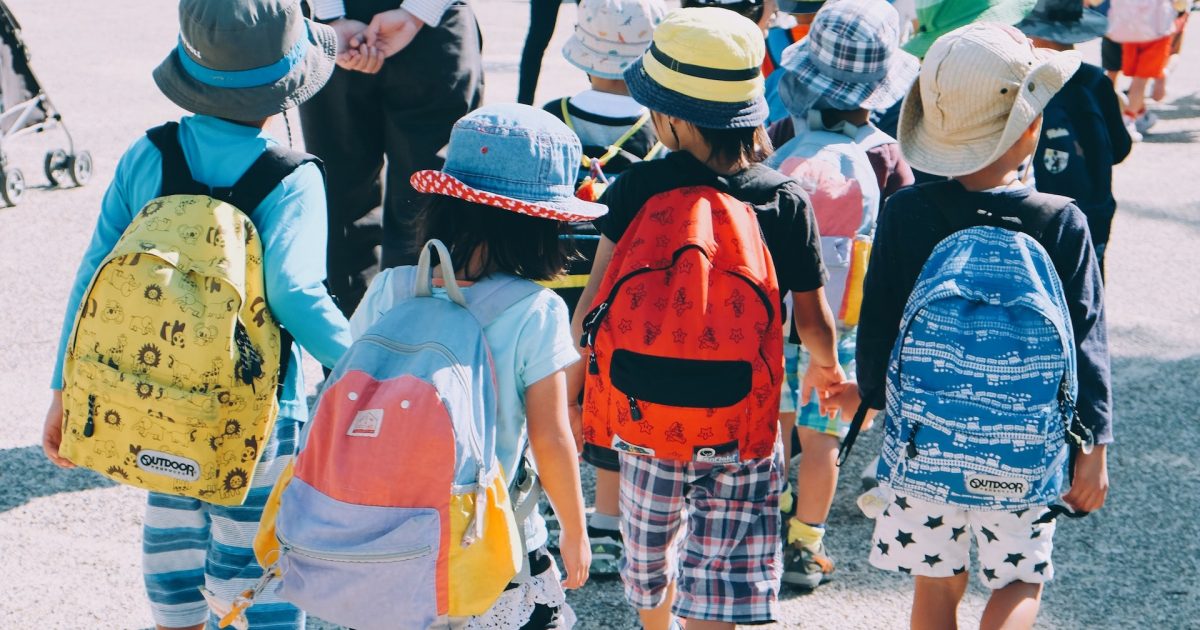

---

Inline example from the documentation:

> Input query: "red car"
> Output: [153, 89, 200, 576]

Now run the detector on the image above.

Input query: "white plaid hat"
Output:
[899, 22, 1080, 176]
[778, 0, 919, 115]
[562, 0, 667, 80]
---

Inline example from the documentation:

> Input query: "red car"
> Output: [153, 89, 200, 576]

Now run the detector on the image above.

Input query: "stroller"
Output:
[0, 1, 90, 207]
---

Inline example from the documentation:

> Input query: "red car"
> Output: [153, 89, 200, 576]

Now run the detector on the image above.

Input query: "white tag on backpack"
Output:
[965, 474, 1028, 498]
[347, 409, 384, 438]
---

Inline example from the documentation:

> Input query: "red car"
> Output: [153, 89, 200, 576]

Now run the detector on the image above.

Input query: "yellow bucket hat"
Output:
[624, 7, 767, 128]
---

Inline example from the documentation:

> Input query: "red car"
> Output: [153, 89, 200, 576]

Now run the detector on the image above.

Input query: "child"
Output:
[545, 0, 666, 577]
[762, 0, 826, 124]
[570, 9, 846, 629]
[764, 0, 919, 590]
[855, 23, 1111, 629]
[1018, 0, 1133, 275]
[350, 103, 596, 628]
[1106, 0, 1182, 137]
[40, 1, 352, 628]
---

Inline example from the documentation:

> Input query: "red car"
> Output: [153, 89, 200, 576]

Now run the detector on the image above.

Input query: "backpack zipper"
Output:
[278, 532, 432, 564]
[627, 396, 643, 421]
[905, 423, 921, 460]
[83, 394, 96, 438]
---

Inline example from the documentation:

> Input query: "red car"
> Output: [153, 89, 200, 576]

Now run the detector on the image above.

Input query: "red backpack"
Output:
[581, 186, 783, 463]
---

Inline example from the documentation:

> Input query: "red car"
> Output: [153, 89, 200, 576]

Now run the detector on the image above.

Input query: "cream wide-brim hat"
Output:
[899, 22, 1080, 177]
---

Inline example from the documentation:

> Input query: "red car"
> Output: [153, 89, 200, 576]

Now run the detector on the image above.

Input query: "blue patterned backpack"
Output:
[842, 186, 1094, 511]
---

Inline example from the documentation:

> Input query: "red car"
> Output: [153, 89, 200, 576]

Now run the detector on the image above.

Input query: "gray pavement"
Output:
[0, 1, 1196, 628]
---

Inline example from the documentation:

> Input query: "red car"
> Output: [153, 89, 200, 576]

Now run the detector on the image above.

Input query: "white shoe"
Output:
[1124, 115, 1143, 142]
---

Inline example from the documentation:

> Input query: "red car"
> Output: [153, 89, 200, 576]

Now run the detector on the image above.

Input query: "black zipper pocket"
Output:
[611, 349, 752, 408]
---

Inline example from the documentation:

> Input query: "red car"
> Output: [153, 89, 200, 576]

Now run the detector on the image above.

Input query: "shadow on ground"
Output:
[0, 445, 114, 513]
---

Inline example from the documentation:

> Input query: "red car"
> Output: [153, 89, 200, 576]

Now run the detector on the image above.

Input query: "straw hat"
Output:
[153, 0, 336, 121]
[624, 7, 767, 129]
[898, 22, 1080, 177]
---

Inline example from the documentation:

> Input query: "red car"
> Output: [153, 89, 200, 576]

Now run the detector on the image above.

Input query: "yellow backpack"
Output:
[59, 123, 311, 506]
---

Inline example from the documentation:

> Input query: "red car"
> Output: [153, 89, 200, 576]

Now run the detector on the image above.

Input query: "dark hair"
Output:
[681, 0, 765, 22]
[410, 195, 574, 282]
[696, 125, 774, 166]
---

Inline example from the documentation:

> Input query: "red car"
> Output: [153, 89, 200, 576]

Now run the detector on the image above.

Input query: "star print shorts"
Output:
[617, 446, 785, 624]
[865, 488, 1057, 590]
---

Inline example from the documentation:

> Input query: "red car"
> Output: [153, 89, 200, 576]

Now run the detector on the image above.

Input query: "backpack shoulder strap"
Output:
[146, 122, 207, 197]
[466, 275, 545, 328]
[220, 146, 322, 213]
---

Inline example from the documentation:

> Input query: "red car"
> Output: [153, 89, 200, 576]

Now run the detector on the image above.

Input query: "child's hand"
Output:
[1063, 445, 1108, 513]
[827, 384, 877, 429]
[558, 527, 591, 590]
[568, 403, 584, 455]
[41, 390, 74, 469]
[800, 362, 849, 418]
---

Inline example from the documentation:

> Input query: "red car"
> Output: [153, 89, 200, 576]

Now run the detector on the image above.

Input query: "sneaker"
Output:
[588, 525, 624, 576]
[1123, 114, 1144, 143]
[1135, 111, 1159, 134]
[783, 539, 836, 590]
[860, 455, 880, 491]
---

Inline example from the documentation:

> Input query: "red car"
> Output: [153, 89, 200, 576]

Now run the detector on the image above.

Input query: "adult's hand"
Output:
[330, 18, 387, 74]
[360, 9, 425, 59]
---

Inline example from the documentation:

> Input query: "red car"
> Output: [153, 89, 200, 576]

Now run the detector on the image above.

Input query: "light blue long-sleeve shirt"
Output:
[51, 115, 352, 421]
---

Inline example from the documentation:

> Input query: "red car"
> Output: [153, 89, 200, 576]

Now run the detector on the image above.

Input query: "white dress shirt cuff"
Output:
[400, 0, 458, 27]
[310, 0, 347, 21]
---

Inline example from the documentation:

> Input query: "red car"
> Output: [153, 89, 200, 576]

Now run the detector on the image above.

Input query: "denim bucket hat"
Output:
[411, 104, 608, 222]
[153, 0, 337, 121]
[779, 0, 919, 115]
[563, 0, 667, 80]
[624, 7, 768, 129]
[1015, 0, 1109, 45]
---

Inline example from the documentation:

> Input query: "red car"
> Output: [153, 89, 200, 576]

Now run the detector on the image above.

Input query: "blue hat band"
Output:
[178, 28, 311, 89]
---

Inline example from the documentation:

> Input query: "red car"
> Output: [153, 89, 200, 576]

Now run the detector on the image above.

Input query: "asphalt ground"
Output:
[0, 1, 1196, 628]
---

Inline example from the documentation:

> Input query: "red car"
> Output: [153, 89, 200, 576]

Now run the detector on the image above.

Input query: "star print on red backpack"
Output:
[580, 186, 784, 463]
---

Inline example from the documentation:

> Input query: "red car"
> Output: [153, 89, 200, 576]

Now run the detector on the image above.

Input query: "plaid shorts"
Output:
[617, 445, 784, 624]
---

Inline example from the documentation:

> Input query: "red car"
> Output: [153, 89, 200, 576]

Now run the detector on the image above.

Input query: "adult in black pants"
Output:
[518, 0, 573, 105]
[302, 0, 483, 315]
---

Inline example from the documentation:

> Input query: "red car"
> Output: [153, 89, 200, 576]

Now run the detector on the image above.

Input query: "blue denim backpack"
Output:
[843, 185, 1094, 511]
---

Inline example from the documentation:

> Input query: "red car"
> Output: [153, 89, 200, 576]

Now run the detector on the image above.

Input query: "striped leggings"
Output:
[142, 418, 301, 629]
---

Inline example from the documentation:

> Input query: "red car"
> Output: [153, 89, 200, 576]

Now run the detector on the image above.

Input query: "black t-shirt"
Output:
[855, 181, 1113, 445]
[594, 151, 828, 295]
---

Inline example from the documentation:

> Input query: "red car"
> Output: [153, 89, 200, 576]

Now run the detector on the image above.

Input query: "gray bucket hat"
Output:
[153, 0, 337, 121]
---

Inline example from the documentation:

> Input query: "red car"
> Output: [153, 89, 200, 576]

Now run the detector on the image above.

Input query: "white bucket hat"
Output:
[562, 0, 667, 80]
[899, 22, 1080, 177]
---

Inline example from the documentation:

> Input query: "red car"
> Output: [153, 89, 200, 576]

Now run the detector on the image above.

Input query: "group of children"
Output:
[41, 0, 1135, 628]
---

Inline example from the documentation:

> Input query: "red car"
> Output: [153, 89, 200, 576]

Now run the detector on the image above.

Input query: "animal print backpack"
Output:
[580, 186, 784, 462]
[58, 123, 311, 506]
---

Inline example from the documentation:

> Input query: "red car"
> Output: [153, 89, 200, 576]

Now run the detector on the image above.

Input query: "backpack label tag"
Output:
[136, 449, 201, 482]
[611, 434, 655, 457]
[693, 440, 739, 464]
[965, 474, 1028, 498]
[347, 409, 384, 438]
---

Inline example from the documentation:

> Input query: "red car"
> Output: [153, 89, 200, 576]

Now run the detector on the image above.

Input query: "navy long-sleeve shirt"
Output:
[855, 181, 1114, 445]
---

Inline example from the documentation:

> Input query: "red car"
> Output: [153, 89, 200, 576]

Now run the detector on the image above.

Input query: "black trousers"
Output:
[300, 1, 483, 316]
[518, 0, 573, 105]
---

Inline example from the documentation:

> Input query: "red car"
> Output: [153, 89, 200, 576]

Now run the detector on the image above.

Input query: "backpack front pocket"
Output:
[610, 349, 752, 408]
[276, 477, 442, 630]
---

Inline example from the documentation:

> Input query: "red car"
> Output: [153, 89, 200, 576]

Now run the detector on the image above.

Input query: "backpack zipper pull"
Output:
[628, 396, 643, 422]
[83, 394, 96, 438]
[905, 424, 920, 459]
[588, 351, 599, 375]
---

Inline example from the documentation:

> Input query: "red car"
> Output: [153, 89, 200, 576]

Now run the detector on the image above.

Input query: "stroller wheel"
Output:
[44, 149, 69, 187]
[68, 151, 93, 187]
[2, 168, 25, 206]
